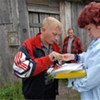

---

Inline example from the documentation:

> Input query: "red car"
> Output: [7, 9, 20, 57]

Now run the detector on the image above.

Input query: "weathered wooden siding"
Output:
[0, 0, 30, 85]
[18, 0, 30, 43]
[59, 1, 71, 48]
[0, 0, 14, 85]
[0, 0, 10, 24]
[27, 0, 60, 36]
[71, 2, 86, 49]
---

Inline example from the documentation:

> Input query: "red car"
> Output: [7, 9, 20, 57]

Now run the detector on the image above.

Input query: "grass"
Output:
[0, 81, 24, 100]
[0, 80, 80, 100]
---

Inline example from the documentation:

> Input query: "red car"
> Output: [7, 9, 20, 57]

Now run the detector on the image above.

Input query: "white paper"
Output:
[51, 63, 84, 75]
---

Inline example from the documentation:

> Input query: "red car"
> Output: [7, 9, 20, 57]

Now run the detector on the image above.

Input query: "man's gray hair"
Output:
[42, 17, 62, 31]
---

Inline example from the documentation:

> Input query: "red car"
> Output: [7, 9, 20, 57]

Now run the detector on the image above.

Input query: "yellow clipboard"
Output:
[53, 70, 86, 79]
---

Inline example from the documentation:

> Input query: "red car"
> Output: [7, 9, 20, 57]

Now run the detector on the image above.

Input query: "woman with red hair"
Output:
[62, 2, 100, 100]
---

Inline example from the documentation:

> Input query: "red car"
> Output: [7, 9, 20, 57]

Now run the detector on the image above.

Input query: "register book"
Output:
[47, 63, 86, 79]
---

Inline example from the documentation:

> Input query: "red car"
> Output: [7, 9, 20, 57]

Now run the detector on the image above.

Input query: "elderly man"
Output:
[13, 17, 62, 100]
[62, 28, 83, 63]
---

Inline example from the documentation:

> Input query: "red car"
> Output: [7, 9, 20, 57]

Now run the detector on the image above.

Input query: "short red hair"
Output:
[78, 2, 100, 28]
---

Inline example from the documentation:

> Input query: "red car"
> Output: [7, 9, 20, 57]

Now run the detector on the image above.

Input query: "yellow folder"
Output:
[53, 70, 86, 79]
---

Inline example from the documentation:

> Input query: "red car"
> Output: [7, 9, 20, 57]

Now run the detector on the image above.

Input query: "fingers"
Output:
[49, 51, 62, 61]
[49, 52, 74, 62]
[61, 54, 74, 61]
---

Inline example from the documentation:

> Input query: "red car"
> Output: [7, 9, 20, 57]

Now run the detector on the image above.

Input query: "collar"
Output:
[34, 33, 60, 52]
[22, 32, 60, 53]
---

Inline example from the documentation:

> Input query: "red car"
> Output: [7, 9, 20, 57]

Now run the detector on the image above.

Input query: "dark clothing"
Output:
[13, 33, 59, 99]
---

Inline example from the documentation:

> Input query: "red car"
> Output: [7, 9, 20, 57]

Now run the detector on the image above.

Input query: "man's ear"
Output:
[97, 25, 100, 29]
[41, 27, 46, 33]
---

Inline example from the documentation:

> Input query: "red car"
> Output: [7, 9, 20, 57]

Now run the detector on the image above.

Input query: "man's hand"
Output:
[49, 51, 62, 61]
[49, 52, 75, 62]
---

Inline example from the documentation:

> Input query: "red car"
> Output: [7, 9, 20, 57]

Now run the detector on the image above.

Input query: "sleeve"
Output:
[72, 64, 100, 92]
[13, 46, 52, 78]
[69, 48, 100, 92]
[77, 38, 83, 54]
[78, 52, 86, 63]
[13, 46, 36, 78]
[62, 37, 67, 53]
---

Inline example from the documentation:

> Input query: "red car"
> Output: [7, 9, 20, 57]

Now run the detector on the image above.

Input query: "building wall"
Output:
[0, 0, 30, 85]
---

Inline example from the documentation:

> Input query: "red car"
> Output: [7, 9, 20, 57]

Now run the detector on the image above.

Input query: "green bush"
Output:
[0, 81, 24, 100]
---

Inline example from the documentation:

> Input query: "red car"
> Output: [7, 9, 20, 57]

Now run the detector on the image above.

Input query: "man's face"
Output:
[42, 25, 61, 44]
[68, 29, 74, 38]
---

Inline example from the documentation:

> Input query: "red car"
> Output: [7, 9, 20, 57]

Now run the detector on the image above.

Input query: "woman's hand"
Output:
[61, 53, 74, 61]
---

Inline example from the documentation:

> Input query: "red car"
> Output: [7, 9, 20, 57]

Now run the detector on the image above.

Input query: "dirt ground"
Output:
[56, 80, 80, 100]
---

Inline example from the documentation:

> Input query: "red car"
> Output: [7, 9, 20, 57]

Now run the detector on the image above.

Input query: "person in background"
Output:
[61, 2, 100, 100]
[13, 17, 63, 100]
[62, 28, 83, 63]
